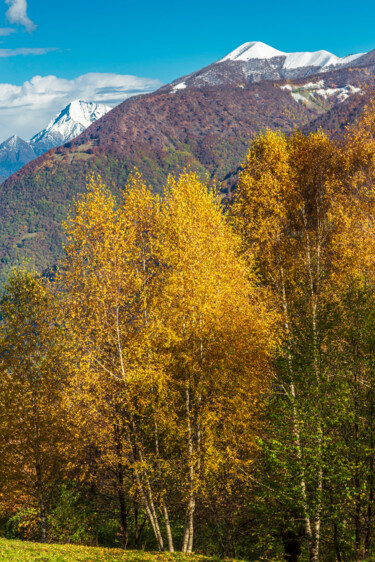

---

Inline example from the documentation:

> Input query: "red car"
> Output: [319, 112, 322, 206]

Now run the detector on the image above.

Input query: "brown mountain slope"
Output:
[0, 83, 319, 280]
[6, 83, 317, 186]
[1, 62, 375, 282]
[302, 92, 370, 136]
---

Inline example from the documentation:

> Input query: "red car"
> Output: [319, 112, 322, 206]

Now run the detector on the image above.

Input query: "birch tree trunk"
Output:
[34, 426, 47, 543]
[154, 420, 174, 552]
[182, 384, 196, 554]
[128, 421, 165, 551]
[281, 271, 318, 560]
[302, 212, 324, 562]
[114, 422, 129, 549]
[115, 306, 165, 551]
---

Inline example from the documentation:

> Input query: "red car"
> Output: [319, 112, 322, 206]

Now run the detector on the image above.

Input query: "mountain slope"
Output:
[0, 83, 318, 278]
[0, 41, 375, 281]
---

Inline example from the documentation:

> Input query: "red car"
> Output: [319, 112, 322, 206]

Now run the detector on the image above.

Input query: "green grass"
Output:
[0, 538, 238, 561]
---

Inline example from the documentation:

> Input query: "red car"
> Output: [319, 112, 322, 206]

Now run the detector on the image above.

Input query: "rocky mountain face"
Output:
[0, 100, 111, 179]
[0, 41, 374, 281]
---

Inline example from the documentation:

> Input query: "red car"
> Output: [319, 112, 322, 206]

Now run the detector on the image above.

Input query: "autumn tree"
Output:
[232, 124, 375, 561]
[0, 269, 70, 543]
[60, 171, 276, 553]
[158, 172, 276, 553]
[60, 174, 171, 550]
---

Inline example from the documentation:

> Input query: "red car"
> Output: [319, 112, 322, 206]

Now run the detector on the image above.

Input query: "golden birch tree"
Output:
[60, 171, 276, 553]
[61, 174, 171, 551]
[232, 121, 375, 561]
[153, 172, 276, 553]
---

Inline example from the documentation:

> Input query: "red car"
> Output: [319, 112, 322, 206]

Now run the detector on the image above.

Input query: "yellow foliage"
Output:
[59, 170, 277, 551]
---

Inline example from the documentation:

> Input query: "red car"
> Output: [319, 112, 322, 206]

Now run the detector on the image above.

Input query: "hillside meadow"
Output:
[0, 538, 239, 562]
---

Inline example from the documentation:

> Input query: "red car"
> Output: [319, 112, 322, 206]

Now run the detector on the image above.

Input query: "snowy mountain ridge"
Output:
[164, 41, 371, 93]
[219, 41, 365, 69]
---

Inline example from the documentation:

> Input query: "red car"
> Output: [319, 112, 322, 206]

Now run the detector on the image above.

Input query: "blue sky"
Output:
[1, 0, 375, 141]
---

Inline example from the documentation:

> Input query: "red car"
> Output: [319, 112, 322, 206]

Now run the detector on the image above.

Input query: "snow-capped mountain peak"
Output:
[0, 135, 34, 155]
[30, 100, 111, 147]
[218, 41, 365, 70]
[0, 100, 113, 181]
[220, 41, 285, 62]
[1, 135, 26, 148]
[0, 135, 37, 179]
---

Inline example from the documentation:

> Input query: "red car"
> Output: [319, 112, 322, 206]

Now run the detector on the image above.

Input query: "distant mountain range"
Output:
[0, 100, 111, 179]
[0, 41, 374, 281]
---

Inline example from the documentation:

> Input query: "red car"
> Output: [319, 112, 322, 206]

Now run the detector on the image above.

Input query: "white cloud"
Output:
[5, 0, 36, 32]
[0, 72, 163, 142]
[0, 47, 56, 56]
[0, 27, 16, 35]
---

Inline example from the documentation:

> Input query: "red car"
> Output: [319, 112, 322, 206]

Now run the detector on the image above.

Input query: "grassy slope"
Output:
[0, 538, 244, 561]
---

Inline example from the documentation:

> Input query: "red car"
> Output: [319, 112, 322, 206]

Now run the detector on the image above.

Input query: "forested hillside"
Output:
[0, 84, 316, 282]
[2, 101, 375, 560]
[1, 59, 375, 283]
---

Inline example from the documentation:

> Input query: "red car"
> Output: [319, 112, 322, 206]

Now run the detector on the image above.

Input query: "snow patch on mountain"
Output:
[1, 135, 23, 151]
[219, 41, 365, 70]
[281, 80, 362, 104]
[283, 51, 364, 70]
[171, 82, 187, 93]
[0, 135, 35, 156]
